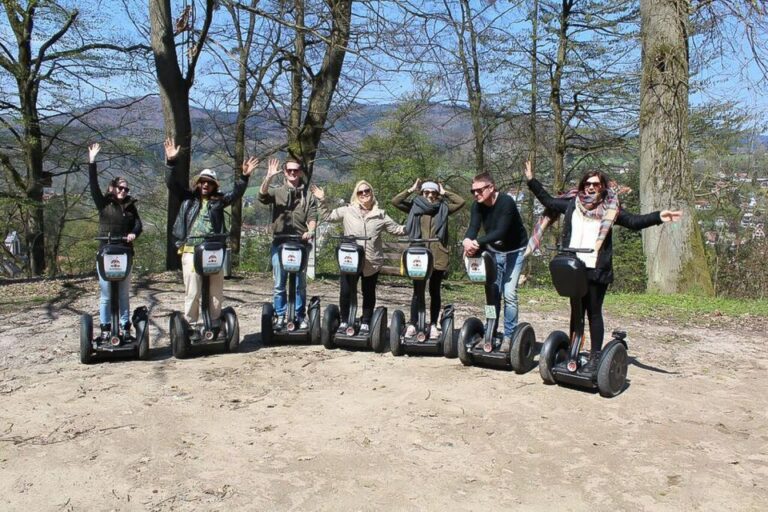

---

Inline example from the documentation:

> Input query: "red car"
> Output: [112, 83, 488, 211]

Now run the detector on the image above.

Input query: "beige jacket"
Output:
[320, 201, 405, 276]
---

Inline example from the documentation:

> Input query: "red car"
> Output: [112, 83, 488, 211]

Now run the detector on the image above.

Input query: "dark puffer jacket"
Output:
[89, 162, 142, 251]
[166, 161, 249, 248]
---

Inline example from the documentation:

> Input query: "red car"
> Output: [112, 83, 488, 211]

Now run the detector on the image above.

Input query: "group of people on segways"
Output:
[80, 139, 682, 398]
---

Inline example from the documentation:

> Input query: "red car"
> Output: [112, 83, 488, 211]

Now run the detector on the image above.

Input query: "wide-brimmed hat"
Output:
[194, 169, 220, 187]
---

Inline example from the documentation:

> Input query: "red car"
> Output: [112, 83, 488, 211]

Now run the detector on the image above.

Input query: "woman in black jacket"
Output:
[88, 143, 143, 336]
[524, 161, 681, 372]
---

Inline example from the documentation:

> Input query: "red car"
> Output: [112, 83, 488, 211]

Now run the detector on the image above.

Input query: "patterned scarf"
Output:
[525, 187, 620, 257]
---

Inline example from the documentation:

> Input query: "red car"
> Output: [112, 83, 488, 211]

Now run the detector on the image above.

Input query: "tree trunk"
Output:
[549, 0, 572, 193]
[149, 0, 195, 271]
[639, 0, 713, 294]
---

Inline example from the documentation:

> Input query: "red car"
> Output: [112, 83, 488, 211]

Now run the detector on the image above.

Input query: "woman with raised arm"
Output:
[391, 179, 465, 338]
[87, 143, 143, 337]
[524, 161, 682, 372]
[310, 181, 405, 334]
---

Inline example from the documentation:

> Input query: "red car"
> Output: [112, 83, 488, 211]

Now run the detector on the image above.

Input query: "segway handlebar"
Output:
[397, 237, 440, 243]
[546, 245, 594, 254]
[95, 234, 131, 244]
[186, 233, 229, 243]
[332, 235, 371, 241]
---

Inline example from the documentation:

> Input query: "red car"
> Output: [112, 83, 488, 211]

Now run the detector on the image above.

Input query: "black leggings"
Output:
[410, 269, 446, 325]
[570, 281, 609, 352]
[339, 272, 379, 324]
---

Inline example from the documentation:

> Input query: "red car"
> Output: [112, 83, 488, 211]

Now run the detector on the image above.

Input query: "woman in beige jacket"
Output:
[311, 180, 405, 333]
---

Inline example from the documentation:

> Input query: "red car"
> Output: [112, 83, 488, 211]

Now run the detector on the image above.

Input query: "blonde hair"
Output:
[349, 180, 378, 208]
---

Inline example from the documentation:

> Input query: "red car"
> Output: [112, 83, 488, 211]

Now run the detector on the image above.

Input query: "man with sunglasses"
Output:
[462, 172, 528, 351]
[164, 139, 257, 328]
[259, 156, 318, 329]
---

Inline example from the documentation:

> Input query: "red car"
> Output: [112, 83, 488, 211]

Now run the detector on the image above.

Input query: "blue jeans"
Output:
[98, 265, 131, 327]
[492, 248, 525, 338]
[271, 243, 306, 320]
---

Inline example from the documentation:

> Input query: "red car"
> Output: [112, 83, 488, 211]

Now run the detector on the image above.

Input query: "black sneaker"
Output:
[580, 351, 601, 373]
[100, 324, 111, 341]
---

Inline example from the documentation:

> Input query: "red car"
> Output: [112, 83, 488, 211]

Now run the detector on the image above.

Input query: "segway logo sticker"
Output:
[406, 254, 427, 278]
[281, 247, 303, 272]
[465, 257, 486, 282]
[104, 254, 128, 278]
[338, 249, 359, 273]
[202, 249, 224, 273]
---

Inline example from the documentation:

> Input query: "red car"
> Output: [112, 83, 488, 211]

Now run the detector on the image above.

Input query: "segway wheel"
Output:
[370, 307, 387, 353]
[222, 307, 239, 353]
[389, 310, 405, 356]
[171, 312, 190, 359]
[597, 342, 628, 398]
[509, 322, 536, 374]
[261, 303, 275, 345]
[321, 304, 340, 350]
[308, 306, 321, 345]
[79, 314, 94, 365]
[457, 317, 483, 366]
[441, 315, 456, 359]
[136, 319, 150, 360]
[539, 330, 569, 384]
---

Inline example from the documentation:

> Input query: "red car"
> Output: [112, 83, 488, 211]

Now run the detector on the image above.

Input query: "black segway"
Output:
[169, 234, 240, 359]
[389, 238, 456, 358]
[538, 248, 628, 397]
[321, 236, 387, 352]
[261, 234, 321, 344]
[80, 235, 149, 364]
[456, 251, 535, 372]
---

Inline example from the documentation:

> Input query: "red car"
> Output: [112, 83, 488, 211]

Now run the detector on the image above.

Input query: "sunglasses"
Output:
[423, 190, 439, 195]
[357, 188, 372, 196]
[116, 185, 130, 193]
[585, 180, 602, 188]
[199, 180, 216, 187]
[471, 184, 490, 195]
[285, 167, 302, 174]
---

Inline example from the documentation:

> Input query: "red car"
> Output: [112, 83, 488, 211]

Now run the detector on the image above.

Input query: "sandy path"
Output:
[1, 275, 766, 511]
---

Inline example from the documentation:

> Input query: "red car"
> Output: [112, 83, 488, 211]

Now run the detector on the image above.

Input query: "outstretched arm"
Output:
[258, 158, 281, 203]
[87, 143, 106, 209]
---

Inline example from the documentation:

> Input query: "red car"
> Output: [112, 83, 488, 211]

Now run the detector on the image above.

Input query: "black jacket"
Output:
[527, 178, 662, 284]
[89, 162, 142, 251]
[166, 161, 250, 248]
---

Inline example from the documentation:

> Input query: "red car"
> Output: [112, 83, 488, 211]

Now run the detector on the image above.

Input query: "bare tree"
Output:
[0, 0, 147, 275]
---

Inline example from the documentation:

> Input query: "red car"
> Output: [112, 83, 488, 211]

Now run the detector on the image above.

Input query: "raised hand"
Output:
[266, 158, 281, 180]
[242, 156, 259, 177]
[309, 183, 325, 201]
[88, 143, 101, 164]
[660, 210, 683, 223]
[164, 138, 181, 161]
[438, 182, 446, 195]
[523, 160, 533, 180]
[409, 178, 422, 193]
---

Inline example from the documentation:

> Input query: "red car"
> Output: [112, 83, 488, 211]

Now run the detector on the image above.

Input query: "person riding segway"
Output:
[80, 143, 149, 363]
[524, 161, 682, 396]
[164, 139, 254, 358]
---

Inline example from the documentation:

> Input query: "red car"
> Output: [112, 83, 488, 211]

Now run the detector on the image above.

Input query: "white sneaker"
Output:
[299, 319, 308, 330]
[359, 323, 370, 334]
[274, 317, 285, 329]
[405, 324, 416, 337]
[338, 321, 348, 333]
[429, 324, 440, 339]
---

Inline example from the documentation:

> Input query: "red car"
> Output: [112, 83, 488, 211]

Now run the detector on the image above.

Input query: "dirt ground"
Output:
[0, 273, 766, 511]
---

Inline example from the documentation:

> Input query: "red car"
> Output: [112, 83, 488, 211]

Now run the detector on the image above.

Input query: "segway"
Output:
[320, 236, 387, 352]
[389, 238, 456, 358]
[538, 248, 628, 397]
[456, 251, 535, 372]
[80, 235, 150, 364]
[261, 234, 321, 344]
[169, 234, 240, 359]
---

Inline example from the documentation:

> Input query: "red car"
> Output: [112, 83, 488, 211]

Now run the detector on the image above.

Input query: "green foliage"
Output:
[238, 234, 273, 272]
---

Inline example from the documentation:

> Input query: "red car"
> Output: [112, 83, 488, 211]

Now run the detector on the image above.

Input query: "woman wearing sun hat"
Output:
[164, 138, 258, 325]
[391, 179, 465, 338]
